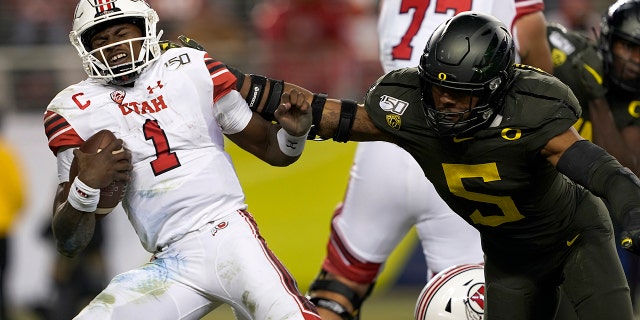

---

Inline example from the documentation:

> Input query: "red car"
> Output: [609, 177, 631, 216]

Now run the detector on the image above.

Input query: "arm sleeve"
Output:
[556, 140, 640, 222]
[56, 148, 75, 184]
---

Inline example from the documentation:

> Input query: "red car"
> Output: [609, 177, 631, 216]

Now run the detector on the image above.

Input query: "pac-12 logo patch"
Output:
[110, 90, 126, 104]
[386, 114, 401, 130]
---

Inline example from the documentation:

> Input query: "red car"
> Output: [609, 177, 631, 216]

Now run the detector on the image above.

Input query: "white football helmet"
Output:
[69, 0, 162, 85]
[414, 264, 485, 320]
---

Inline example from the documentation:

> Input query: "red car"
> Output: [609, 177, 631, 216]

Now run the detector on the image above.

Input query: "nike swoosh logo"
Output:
[566, 234, 581, 247]
[453, 136, 474, 143]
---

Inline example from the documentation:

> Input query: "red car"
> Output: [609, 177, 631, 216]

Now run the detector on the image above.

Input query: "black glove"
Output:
[158, 35, 206, 52]
[621, 210, 640, 255]
[569, 45, 608, 100]
[158, 39, 182, 51]
[178, 35, 205, 51]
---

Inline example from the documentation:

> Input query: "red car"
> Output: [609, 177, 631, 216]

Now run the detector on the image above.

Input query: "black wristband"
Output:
[262, 79, 284, 122]
[307, 93, 327, 140]
[246, 74, 267, 111]
[333, 99, 358, 143]
[309, 297, 353, 320]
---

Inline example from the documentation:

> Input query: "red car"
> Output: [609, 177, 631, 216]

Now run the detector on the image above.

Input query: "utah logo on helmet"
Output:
[414, 264, 485, 320]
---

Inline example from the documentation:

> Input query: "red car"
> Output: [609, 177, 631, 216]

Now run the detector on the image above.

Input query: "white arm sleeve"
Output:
[56, 147, 76, 184]
[213, 90, 253, 135]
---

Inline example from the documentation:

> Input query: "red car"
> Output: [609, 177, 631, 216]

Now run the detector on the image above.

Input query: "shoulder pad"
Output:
[365, 68, 421, 103]
[507, 70, 581, 124]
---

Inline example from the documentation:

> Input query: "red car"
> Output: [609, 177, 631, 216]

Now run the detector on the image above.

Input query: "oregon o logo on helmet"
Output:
[438, 72, 447, 80]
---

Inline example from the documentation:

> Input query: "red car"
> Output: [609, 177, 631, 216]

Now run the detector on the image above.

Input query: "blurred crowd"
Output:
[0, 0, 614, 112]
[0, 0, 383, 115]
[0, 0, 622, 319]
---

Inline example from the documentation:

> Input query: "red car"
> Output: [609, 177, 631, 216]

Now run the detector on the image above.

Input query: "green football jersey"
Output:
[363, 66, 591, 256]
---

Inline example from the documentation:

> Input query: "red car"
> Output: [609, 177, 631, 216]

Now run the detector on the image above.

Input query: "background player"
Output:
[44, 0, 319, 319]
[306, 1, 552, 319]
[547, 0, 640, 308]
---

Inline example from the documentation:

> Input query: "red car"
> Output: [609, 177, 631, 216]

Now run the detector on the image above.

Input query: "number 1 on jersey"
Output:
[143, 119, 180, 176]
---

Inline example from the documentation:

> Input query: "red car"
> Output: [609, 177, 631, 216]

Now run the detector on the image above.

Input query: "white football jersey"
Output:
[377, 0, 544, 73]
[44, 48, 250, 252]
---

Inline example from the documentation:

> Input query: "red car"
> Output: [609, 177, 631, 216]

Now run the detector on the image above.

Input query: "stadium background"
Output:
[0, 0, 615, 319]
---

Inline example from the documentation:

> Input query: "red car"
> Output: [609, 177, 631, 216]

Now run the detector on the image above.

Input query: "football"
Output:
[68, 129, 127, 215]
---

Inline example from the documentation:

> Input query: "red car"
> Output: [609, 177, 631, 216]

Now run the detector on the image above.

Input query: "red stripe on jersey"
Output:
[238, 210, 319, 318]
[203, 53, 237, 103]
[43, 111, 83, 154]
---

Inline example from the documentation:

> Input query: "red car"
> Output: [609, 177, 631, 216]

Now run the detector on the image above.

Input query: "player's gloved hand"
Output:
[159, 35, 206, 52]
[621, 210, 640, 255]
[158, 40, 182, 51]
[178, 35, 205, 51]
[569, 45, 608, 100]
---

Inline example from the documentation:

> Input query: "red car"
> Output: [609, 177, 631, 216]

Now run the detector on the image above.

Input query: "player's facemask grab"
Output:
[69, 0, 162, 85]
[419, 12, 516, 137]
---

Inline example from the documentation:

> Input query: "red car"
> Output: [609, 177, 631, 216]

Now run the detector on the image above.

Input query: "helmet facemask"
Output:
[422, 74, 505, 137]
[69, 0, 162, 85]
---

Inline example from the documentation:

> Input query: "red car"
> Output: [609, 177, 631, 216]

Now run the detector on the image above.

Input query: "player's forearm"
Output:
[238, 74, 392, 143]
[236, 73, 313, 112]
[312, 98, 387, 142]
[52, 200, 96, 258]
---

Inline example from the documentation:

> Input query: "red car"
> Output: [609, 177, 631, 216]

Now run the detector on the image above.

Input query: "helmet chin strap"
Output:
[109, 61, 145, 85]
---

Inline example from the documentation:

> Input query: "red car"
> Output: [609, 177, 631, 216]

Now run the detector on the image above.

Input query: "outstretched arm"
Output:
[224, 89, 312, 167]
[234, 73, 393, 143]
[166, 35, 392, 143]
